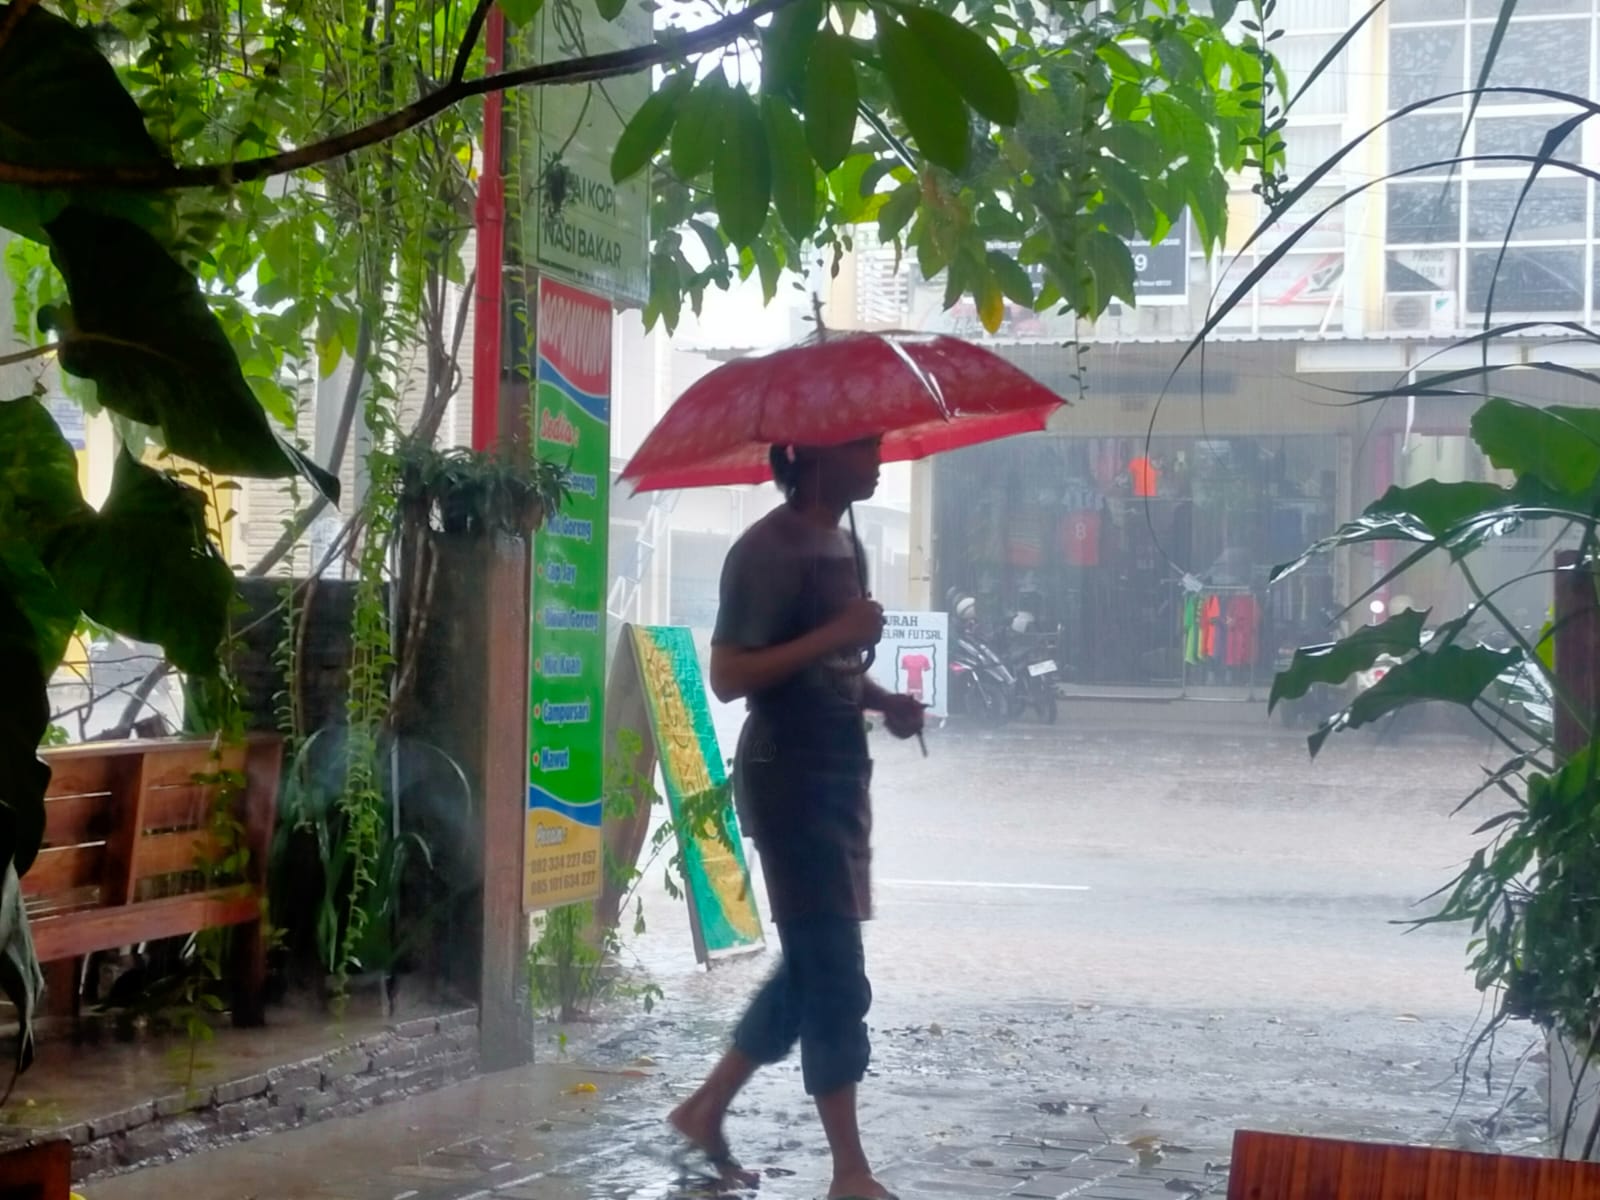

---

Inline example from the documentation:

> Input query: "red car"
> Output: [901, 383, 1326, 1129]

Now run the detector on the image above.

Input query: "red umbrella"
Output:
[619, 331, 1064, 492]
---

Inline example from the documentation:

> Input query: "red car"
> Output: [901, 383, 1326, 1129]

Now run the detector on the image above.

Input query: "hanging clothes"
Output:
[1129, 456, 1161, 498]
[1058, 509, 1102, 567]
[1225, 593, 1261, 668]
[1200, 594, 1222, 660]
[1183, 593, 1201, 664]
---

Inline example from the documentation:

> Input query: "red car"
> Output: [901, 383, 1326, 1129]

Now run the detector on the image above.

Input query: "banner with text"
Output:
[867, 611, 950, 720]
[524, 4, 650, 304]
[525, 277, 612, 913]
[616, 625, 764, 964]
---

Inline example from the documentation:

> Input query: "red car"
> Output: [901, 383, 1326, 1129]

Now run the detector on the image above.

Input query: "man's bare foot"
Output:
[827, 1171, 897, 1199]
[668, 1096, 760, 1189]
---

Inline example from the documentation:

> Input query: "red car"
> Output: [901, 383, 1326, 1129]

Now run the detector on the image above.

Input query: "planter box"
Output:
[1229, 1129, 1600, 1197]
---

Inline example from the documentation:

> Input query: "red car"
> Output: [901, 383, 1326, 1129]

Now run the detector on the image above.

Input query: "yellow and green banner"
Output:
[524, 277, 611, 913]
[613, 624, 764, 963]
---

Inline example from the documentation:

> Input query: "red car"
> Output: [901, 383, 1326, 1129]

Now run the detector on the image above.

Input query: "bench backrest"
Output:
[1229, 1130, 1600, 1199]
[24, 737, 281, 918]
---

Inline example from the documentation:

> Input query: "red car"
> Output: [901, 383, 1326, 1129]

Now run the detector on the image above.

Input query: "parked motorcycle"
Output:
[999, 609, 1060, 724]
[947, 593, 1020, 723]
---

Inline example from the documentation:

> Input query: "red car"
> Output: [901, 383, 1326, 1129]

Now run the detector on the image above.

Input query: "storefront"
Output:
[933, 430, 1341, 689]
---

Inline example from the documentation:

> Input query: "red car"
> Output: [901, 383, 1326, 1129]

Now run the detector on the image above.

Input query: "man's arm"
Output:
[860, 677, 897, 712]
[710, 623, 850, 704]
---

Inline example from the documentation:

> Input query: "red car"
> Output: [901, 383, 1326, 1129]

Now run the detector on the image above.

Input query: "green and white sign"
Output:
[524, 2, 650, 305]
[525, 277, 612, 913]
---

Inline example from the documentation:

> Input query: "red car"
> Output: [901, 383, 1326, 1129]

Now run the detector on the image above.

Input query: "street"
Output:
[93, 708, 1546, 1200]
[623, 705, 1541, 1157]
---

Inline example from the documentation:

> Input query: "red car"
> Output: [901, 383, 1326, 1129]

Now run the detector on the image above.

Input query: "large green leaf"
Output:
[44, 452, 235, 677]
[877, 16, 970, 173]
[805, 30, 859, 173]
[0, 570, 51, 887]
[498, 0, 545, 26]
[878, 180, 920, 242]
[0, 396, 91, 536]
[900, 7, 1019, 126]
[763, 97, 819, 241]
[1364, 479, 1515, 543]
[714, 89, 771, 249]
[1471, 397, 1600, 498]
[611, 72, 693, 184]
[1270, 608, 1429, 714]
[0, 543, 77, 680]
[0, 867, 44, 1079]
[41, 208, 339, 501]
[1082, 230, 1137, 308]
[1273, 480, 1515, 584]
[762, 0, 823, 102]
[1310, 645, 1520, 757]
[0, 4, 173, 242]
[987, 250, 1035, 308]
[672, 77, 729, 181]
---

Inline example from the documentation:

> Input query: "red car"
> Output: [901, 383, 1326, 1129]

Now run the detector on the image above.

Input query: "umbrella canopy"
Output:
[619, 332, 1065, 492]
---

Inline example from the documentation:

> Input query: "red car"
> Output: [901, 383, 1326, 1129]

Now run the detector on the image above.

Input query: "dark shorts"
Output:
[731, 915, 872, 1096]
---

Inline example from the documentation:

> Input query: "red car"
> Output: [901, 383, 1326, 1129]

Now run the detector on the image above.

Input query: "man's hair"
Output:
[769, 444, 801, 496]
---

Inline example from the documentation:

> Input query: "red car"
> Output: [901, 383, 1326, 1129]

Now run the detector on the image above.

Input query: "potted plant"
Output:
[396, 442, 569, 540]
[271, 729, 465, 1014]
[1269, 396, 1600, 1158]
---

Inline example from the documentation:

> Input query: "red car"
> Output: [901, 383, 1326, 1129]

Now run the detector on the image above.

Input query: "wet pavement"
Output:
[90, 711, 1548, 1197]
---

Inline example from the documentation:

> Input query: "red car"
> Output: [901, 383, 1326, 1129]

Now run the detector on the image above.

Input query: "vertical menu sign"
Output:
[525, 277, 611, 913]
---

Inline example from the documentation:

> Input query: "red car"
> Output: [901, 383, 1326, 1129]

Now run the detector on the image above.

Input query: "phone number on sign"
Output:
[528, 849, 597, 876]
[527, 867, 598, 897]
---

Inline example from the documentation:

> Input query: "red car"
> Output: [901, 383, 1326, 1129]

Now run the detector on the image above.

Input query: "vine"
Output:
[1242, 0, 1288, 207]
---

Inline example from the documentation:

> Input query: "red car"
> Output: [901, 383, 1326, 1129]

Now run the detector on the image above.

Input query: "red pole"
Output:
[471, 9, 507, 452]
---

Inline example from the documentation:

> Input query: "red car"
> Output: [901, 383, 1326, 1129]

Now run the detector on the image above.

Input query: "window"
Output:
[1468, 247, 1585, 311]
[1394, 0, 1466, 19]
[1470, 18, 1591, 104]
[1467, 177, 1588, 241]
[1384, 4, 1599, 323]
[1388, 181, 1462, 243]
[1475, 115, 1583, 160]
[1390, 27, 1466, 111]
[1389, 114, 1466, 175]
[1276, 37, 1348, 117]
[1472, 0, 1588, 16]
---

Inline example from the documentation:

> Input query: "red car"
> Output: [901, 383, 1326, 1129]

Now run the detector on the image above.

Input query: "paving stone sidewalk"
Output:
[89, 1059, 1234, 1200]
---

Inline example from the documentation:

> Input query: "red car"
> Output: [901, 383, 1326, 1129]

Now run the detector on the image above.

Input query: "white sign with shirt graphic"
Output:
[867, 611, 949, 720]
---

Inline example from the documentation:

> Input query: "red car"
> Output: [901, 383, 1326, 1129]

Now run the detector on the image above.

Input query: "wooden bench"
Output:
[1229, 1129, 1600, 1198]
[20, 736, 282, 1027]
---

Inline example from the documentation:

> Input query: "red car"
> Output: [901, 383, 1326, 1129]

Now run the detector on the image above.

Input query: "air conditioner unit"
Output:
[1385, 291, 1457, 335]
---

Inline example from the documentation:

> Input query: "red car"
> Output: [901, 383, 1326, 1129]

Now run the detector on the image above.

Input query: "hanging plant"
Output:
[397, 441, 570, 539]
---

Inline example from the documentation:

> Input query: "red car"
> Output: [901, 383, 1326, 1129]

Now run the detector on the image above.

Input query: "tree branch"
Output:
[0, 0, 799, 191]
[0, 342, 58, 367]
[450, 0, 496, 86]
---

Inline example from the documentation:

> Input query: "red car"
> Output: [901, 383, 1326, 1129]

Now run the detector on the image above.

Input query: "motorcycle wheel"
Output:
[974, 682, 1007, 724]
[1037, 692, 1058, 725]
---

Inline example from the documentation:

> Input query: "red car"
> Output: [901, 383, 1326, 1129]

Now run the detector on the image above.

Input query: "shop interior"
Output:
[932, 433, 1340, 690]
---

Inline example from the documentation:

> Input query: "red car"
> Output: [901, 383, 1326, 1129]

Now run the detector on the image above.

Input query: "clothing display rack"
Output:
[1180, 581, 1263, 701]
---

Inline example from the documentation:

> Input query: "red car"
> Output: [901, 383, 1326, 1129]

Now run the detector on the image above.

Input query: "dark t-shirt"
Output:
[713, 504, 873, 922]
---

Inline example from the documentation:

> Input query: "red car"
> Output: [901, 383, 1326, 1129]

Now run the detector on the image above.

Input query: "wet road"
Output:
[660, 704, 1498, 1017]
[624, 704, 1542, 1152]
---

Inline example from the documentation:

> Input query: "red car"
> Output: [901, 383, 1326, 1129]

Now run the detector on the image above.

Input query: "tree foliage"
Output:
[620, 0, 1273, 329]
[0, 0, 1278, 1071]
